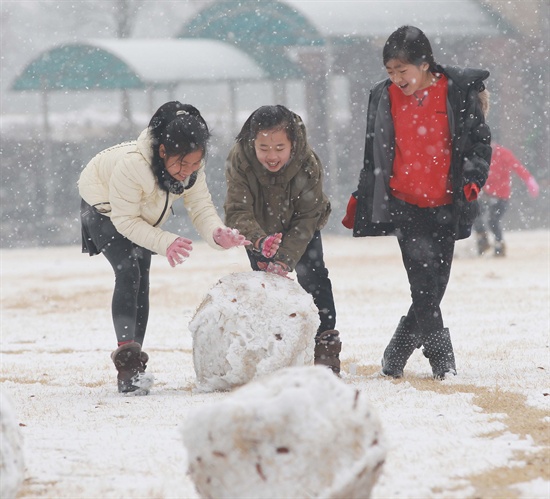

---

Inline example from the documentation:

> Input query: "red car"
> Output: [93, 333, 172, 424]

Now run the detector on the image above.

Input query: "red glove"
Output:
[166, 237, 193, 267]
[257, 233, 282, 258]
[257, 261, 291, 278]
[463, 183, 480, 202]
[342, 193, 357, 229]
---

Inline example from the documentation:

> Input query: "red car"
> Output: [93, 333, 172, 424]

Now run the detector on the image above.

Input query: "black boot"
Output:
[494, 241, 506, 257]
[111, 342, 152, 394]
[381, 316, 419, 378]
[314, 330, 342, 375]
[422, 328, 457, 380]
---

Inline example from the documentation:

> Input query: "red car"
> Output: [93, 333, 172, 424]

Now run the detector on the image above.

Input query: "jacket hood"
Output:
[137, 127, 190, 193]
[438, 65, 490, 91]
[238, 111, 310, 186]
[136, 128, 155, 164]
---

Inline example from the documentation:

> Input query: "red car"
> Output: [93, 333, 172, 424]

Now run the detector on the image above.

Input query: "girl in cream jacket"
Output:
[78, 102, 248, 394]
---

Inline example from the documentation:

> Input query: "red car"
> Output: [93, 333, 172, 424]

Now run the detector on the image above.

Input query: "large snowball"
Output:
[0, 391, 25, 499]
[182, 366, 386, 499]
[189, 272, 319, 392]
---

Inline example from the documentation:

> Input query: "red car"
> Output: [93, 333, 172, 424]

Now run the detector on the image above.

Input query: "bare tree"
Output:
[112, 0, 145, 126]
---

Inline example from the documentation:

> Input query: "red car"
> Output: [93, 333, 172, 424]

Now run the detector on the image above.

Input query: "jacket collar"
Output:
[136, 128, 154, 165]
[437, 65, 490, 91]
[239, 111, 311, 185]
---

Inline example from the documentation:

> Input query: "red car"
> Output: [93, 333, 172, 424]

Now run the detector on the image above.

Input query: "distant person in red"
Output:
[473, 144, 540, 256]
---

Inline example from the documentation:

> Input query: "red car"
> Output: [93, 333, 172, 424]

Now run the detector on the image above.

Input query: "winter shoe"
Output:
[140, 350, 149, 368]
[494, 241, 506, 257]
[476, 232, 490, 255]
[314, 330, 342, 375]
[111, 342, 153, 395]
[422, 328, 457, 380]
[381, 316, 419, 378]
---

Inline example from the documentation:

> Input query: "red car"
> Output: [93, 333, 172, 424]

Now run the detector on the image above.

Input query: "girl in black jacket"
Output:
[350, 25, 491, 379]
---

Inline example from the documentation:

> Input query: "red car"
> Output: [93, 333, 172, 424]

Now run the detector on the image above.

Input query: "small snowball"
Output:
[182, 366, 386, 499]
[189, 272, 319, 392]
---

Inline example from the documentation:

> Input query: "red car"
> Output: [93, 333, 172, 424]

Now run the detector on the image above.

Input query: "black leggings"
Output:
[246, 230, 336, 335]
[391, 199, 455, 339]
[81, 199, 152, 345]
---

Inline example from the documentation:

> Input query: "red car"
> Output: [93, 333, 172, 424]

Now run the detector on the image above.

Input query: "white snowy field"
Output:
[1, 230, 549, 499]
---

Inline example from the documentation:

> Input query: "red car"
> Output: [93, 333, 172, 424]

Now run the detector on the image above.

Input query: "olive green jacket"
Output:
[224, 114, 331, 270]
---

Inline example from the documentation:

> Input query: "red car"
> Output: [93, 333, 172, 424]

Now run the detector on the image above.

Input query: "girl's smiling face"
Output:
[385, 59, 431, 96]
[254, 127, 292, 172]
[161, 146, 203, 182]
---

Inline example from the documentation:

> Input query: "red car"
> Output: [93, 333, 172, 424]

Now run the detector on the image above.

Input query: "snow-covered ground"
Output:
[1, 230, 549, 498]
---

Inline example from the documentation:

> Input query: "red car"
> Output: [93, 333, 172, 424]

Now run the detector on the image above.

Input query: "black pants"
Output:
[246, 230, 336, 335]
[473, 196, 509, 242]
[81, 199, 151, 346]
[390, 198, 455, 339]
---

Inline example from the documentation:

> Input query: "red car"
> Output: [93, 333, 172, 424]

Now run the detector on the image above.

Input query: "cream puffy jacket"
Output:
[78, 128, 225, 256]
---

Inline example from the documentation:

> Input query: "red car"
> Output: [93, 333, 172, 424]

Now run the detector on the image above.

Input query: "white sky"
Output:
[1, 230, 549, 498]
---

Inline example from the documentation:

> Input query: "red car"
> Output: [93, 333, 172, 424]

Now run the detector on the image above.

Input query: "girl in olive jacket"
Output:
[224, 105, 341, 374]
[350, 26, 491, 379]
[79, 102, 248, 394]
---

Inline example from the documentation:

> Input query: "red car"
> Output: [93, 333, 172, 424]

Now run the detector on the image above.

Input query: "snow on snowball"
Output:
[189, 271, 319, 392]
[0, 390, 25, 499]
[182, 365, 386, 499]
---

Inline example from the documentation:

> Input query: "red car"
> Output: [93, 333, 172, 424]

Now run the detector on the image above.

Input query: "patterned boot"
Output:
[111, 342, 153, 395]
[381, 316, 419, 378]
[314, 330, 342, 375]
[422, 328, 457, 380]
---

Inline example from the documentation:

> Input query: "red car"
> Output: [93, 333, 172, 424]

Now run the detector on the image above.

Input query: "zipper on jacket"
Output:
[153, 191, 170, 227]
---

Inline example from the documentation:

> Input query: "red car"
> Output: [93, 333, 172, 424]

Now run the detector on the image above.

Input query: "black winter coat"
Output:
[353, 65, 492, 240]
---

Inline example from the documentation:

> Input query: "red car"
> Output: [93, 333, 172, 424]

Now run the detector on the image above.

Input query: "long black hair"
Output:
[236, 105, 298, 146]
[383, 25, 438, 72]
[148, 101, 211, 193]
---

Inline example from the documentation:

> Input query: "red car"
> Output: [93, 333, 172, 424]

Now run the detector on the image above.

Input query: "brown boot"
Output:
[140, 350, 149, 368]
[314, 330, 342, 375]
[111, 342, 151, 394]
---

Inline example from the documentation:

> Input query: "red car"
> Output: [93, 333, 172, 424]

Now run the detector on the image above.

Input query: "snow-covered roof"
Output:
[11, 39, 267, 92]
[91, 39, 267, 83]
[178, 0, 502, 47]
[175, 0, 503, 78]
[281, 0, 502, 38]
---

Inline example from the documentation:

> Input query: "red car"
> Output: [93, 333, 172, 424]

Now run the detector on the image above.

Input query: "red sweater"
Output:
[483, 144, 533, 199]
[389, 75, 452, 207]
